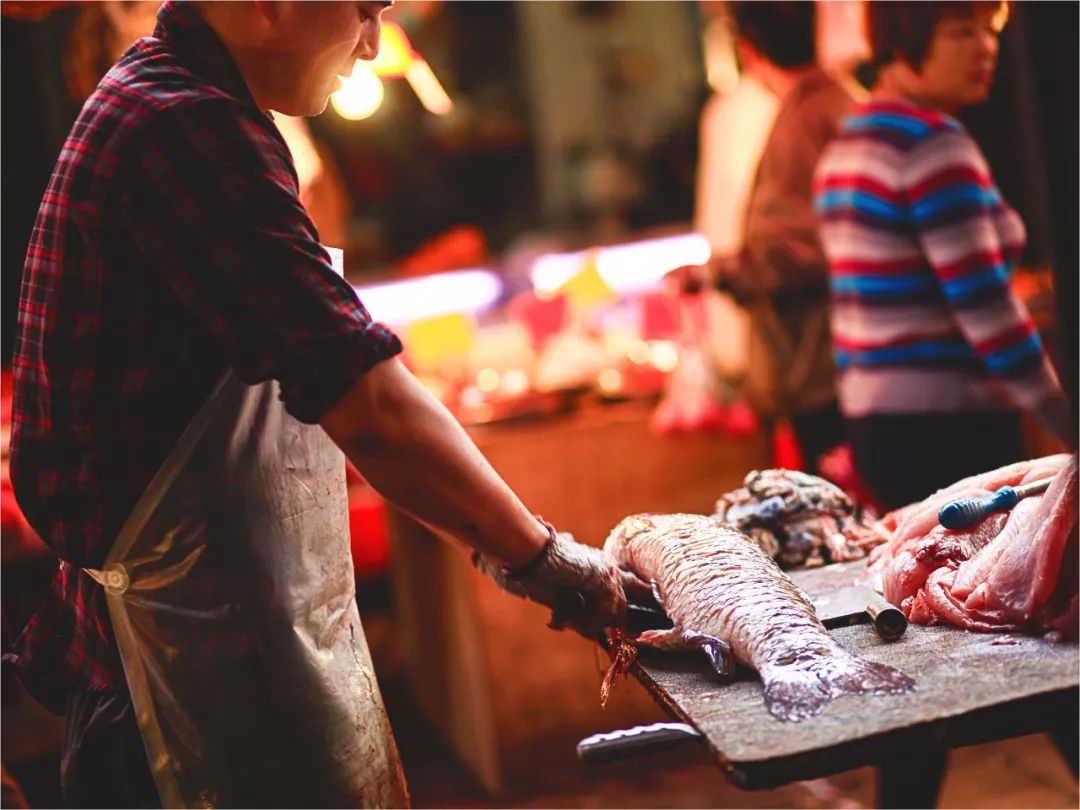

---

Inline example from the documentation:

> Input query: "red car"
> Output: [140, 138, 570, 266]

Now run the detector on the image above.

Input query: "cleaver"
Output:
[812, 584, 907, 640]
[625, 585, 907, 641]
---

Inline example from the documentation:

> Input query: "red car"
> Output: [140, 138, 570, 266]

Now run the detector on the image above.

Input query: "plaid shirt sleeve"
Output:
[115, 98, 401, 424]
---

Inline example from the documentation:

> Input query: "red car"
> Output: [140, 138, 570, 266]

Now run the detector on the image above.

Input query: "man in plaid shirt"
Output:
[8, 2, 636, 805]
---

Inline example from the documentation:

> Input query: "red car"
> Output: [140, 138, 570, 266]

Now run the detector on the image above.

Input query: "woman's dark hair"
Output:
[868, 1, 1009, 69]
[729, 1, 817, 70]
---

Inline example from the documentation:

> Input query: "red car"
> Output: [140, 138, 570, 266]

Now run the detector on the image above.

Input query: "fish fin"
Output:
[683, 632, 735, 680]
[762, 651, 914, 722]
[635, 627, 693, 651]
[636, 629, 736, 680]
[760, 665, 832, 722]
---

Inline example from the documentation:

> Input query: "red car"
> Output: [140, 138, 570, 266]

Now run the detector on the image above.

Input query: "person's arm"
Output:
[321, 358, 547, 566]
[118, 99, 631, 636]
[905, 128, 1071, 442]
[320, 359, 636, 638]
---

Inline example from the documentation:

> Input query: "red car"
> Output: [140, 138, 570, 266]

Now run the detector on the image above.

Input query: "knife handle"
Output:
[576, 722, 702, 764]
[938, 487, 1018, 529]
[938, 477, 1054, 530]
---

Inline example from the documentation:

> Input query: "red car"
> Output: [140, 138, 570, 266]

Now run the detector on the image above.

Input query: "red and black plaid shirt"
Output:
[5, 1, 401, 709]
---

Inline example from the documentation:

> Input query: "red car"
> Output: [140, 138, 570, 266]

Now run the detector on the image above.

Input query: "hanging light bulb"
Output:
[331, 61, 385, 120]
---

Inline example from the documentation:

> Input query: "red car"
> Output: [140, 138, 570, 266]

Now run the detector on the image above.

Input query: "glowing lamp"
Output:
[331, 63, 385, 120]
[353, 268, 502, 326]
[405, 60, 453, 116]
[531, 233, 711, 296]
[334, 22, 453, 119]
[371, 22, 418, 78]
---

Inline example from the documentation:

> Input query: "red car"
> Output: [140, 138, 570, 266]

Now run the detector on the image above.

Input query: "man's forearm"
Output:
[321, 358, 549, 567]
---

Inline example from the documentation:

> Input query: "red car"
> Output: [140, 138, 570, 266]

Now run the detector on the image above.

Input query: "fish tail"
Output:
[762, 652, 914, 722]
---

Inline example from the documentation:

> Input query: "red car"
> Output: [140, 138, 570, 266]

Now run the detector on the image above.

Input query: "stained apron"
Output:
[86, 368, 408, 808]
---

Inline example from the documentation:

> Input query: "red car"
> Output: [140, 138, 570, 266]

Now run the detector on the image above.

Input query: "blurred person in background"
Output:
[5, 2, 639, 806]
[690, 2, 780, 384]
[719, 0, 856, 475]
[814, 0, 1072, 510]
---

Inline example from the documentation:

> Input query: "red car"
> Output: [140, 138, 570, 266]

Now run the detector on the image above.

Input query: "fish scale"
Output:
[605, 513, 915, 721]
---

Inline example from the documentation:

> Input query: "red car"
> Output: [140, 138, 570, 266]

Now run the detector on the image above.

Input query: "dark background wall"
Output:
[2, 10, 82, 362]
[3, 2, 1078, 405]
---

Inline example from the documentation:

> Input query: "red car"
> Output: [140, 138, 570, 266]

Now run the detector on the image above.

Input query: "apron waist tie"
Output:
[61, 559, 130, 595]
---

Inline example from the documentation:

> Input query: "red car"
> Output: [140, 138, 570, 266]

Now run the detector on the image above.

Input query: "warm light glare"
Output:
[598, 368, 624, 394]
[530, 234, 712, 296]
[628, 340, 652, 365]
[460, 385, 486, 409]
[991, 0, 1010, 32]
[354, 269, 502, 326]
[651, 341, 679, 372]
[476, 368, 500, 393]
[274, 116, 323, 191]
[371, 22, 416, 78]
[405, 60, 454, 116]
[500, 368, 529, 396]
[332, 62, 385, 120]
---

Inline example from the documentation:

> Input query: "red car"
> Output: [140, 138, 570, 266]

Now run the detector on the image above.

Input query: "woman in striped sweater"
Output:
[814, 0, 1071, 509]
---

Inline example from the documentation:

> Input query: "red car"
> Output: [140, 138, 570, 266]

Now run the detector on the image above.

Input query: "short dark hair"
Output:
[729, 1, 817, 70]
[868, 1, 1009, 69]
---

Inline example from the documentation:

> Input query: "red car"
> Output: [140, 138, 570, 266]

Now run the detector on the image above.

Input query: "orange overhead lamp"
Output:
[332, 21, 452, 120]
[370, 22, 416, 79]
[332, 64, 386, 121]
[403, 59, 453, 116]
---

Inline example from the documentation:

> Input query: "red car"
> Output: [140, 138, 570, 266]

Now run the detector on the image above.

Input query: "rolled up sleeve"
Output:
[117, 98, 401, 423]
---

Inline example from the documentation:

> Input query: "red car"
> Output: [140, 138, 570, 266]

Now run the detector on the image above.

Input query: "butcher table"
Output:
[627, 558, 1079, 808]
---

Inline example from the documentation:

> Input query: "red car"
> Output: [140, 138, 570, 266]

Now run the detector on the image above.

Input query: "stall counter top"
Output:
[632, 558, 1079, 790]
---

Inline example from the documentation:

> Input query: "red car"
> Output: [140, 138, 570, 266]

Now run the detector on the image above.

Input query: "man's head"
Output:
[729, 1, 817, 72]
[198, 1, 393, 116]
[868, 1, 1009, 109]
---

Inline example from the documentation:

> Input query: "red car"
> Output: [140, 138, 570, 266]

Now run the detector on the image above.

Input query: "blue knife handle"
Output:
[938, 486, 1020, 529]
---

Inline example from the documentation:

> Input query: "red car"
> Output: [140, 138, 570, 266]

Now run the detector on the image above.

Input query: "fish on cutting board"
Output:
[603, 513, 914, 722]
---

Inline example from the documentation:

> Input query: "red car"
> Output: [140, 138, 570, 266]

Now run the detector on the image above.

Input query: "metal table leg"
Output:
[876, 745, 948, 809]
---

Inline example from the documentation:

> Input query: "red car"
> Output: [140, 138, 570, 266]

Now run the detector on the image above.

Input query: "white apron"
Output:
[87, 369, 409, 808]
[85, 237, 406, 810]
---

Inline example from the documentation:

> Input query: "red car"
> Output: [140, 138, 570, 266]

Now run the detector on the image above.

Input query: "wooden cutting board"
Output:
[632, 559, 1079, 788]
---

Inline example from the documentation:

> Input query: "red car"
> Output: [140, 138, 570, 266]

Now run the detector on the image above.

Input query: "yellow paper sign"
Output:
[557, 251, 614, 310]
[404, 312, 477, 370]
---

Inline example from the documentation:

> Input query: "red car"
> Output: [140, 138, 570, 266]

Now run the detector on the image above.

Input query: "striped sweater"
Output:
[813, 99, 1062, 418]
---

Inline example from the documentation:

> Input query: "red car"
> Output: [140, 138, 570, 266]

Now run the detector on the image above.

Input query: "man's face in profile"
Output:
[260, 1, 391, 116]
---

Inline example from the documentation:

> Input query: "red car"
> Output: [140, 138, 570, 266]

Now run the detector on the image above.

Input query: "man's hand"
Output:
[474, 528, 645, 640]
